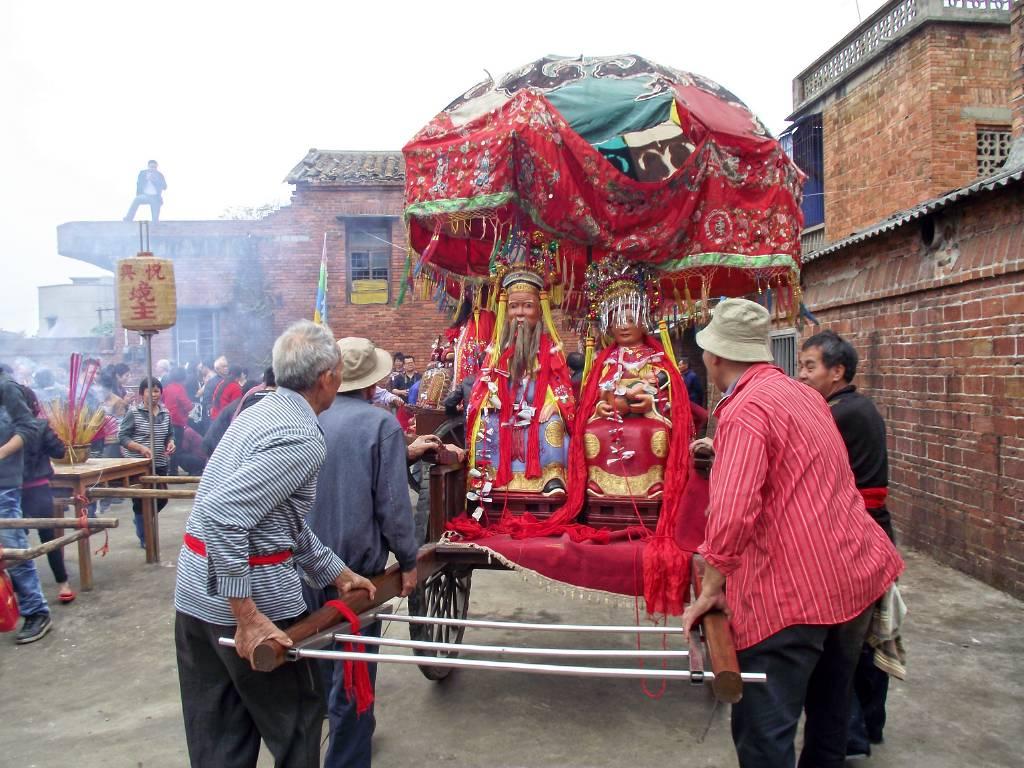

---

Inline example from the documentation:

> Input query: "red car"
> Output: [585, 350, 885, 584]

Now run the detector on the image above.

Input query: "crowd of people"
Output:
[0, 352, 274, 642]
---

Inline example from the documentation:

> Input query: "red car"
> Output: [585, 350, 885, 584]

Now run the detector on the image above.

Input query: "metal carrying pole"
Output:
[379, 614, 690, 634]
[331, 633, 692, 659]
[246, 647, 769, 683]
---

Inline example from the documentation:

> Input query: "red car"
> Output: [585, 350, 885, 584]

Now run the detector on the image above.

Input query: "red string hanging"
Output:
[324, 600, 375, 715]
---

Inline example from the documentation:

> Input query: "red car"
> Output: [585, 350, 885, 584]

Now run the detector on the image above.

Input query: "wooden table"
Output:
[50, 457, 152, 590]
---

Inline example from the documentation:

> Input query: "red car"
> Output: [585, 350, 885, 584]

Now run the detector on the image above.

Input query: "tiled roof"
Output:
[284, 149, 405, 185]
[805, 159, 1024, 262]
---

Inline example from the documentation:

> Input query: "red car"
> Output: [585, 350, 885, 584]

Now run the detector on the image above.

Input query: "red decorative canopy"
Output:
[403, 55, 805, 312]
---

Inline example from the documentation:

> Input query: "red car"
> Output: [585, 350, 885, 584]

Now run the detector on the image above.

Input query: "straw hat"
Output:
[695, 298, 774, 363]
[336, 337, 393, 392]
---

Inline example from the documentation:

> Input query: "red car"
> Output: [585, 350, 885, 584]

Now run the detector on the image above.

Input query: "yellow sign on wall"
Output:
[350, 279, 389, 305]
[116, 255, 177, 331]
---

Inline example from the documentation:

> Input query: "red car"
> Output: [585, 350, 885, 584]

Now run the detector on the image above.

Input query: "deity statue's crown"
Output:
[584, 255, 655, 332]
[493, 230, 558, 296]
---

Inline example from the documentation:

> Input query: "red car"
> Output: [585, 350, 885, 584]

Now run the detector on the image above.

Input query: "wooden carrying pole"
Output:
[1, 525, 115, 562]
[86, 486, 196, 564]
[250, 546, 442, 672]
[87, 486, 196, 499]
[0, 517, 119, 529]
[691, 554, 743, 703]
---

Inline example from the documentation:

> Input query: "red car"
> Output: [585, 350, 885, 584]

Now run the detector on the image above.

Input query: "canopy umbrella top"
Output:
[402, 54, 805, 316]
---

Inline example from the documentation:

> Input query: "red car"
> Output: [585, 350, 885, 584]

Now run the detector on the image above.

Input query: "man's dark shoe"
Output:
[15, 613, 52, 644]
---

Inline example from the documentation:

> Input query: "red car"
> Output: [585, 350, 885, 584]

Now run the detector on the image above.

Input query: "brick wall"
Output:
[256, 183, 445, 365]
[800, 183, 1024, 596]
[129, 183, 590, 377]
[823, 23, 1014, 242]
[1012, 0, 1024, 137]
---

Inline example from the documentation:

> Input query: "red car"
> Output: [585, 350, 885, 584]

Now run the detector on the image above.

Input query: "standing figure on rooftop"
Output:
[124, 160, 167, 223]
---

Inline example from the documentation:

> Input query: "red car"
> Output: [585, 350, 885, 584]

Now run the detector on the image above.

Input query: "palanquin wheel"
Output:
[408, 565, 473, 681]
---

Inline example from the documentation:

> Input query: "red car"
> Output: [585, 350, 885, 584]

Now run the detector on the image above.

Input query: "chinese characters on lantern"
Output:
[116, 256, 177, 331]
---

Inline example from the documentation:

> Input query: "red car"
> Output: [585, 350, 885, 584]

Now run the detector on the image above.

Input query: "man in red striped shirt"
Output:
[682, 299, 903, 768]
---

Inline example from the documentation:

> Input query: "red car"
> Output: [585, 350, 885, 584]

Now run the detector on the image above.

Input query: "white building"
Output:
[37, 275, 115, 338]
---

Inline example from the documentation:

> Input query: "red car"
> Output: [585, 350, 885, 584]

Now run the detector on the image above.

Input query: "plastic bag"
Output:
[0, 570, 19, 632]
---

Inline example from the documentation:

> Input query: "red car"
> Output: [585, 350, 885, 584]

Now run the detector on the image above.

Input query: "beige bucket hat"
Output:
[695, 298, 775, 363]
[336, 337, 393, 392]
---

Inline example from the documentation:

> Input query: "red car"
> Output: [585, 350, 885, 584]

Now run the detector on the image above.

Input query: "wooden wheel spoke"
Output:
[411, 566, 473, 678]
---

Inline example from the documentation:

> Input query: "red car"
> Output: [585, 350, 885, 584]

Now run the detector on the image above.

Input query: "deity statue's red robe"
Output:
[451, 310, 495, 386]
[465, 334, 575, 493]
[583, 343, 676, 499]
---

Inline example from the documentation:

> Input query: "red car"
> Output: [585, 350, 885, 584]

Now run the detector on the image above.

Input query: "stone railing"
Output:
[793, 0, 1011, 111]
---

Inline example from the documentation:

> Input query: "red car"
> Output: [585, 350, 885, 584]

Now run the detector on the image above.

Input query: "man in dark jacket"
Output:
[124, 160, 168, 223]
[305, 337, 422, 768]
[799, 329, 895, 759]
[0, 368, 52, 643]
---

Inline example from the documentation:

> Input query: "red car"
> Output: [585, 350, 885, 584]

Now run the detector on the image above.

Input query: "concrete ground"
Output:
[2, 497, 1022, 768]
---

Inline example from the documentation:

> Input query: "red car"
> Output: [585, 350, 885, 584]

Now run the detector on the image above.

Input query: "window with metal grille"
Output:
[174, 309, 218, 363]
[780, 114, 824, 229]
[346, 219, 392, 304]
[977, 127, 1011, 177]
[771, 330, 798, 377]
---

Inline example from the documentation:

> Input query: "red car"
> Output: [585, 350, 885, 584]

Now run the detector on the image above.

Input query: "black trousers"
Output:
[175, 611, 325, 768]
[21, 484, 68, 584]
[168, 425, 185, 476]
[732, 607, 873, 768]
[848, 642, 890, 751]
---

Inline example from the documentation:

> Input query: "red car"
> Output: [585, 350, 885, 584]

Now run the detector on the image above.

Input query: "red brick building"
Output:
[781, 0, 1023, 596]
[786, 0, 1016, 251]
[58, 150, 448, 372]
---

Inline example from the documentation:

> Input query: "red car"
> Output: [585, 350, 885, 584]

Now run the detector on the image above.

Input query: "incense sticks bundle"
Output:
[44, 353, 117, 446]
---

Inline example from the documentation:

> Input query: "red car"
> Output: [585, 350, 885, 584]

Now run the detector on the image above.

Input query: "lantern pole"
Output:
[140, 222, 156, 476]
[143, 329, 157, 476]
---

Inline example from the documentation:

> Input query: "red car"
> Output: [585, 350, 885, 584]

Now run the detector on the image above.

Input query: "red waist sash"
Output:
[860, 487, 888, 510]
[183, 533, 292, 566]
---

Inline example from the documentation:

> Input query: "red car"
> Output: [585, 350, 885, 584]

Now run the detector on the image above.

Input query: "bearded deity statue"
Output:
[575, 258, 693, 501]
[465, 240, 575, 498]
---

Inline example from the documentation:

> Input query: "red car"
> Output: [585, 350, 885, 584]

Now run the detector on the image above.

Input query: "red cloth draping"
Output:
[448, 464, 709, 599]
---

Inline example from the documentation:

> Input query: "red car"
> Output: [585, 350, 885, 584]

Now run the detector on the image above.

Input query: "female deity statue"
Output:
[573, 258, 693, 503]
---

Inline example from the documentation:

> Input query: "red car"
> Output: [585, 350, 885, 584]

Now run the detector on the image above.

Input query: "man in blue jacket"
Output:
[0, 367, 52, 644]
[306, 337, 433, 768]
[124, 160, 167, 223]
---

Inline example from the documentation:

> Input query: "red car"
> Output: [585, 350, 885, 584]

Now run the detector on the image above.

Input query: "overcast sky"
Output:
[0, 0, 885, 334]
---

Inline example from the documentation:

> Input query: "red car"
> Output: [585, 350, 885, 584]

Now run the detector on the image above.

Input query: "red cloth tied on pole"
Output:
[324, 600, 375, 716]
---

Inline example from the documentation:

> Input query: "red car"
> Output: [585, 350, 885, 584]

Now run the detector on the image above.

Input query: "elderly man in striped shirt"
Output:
[682, 299, 903, 768]
[174, 321, 375, 768]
